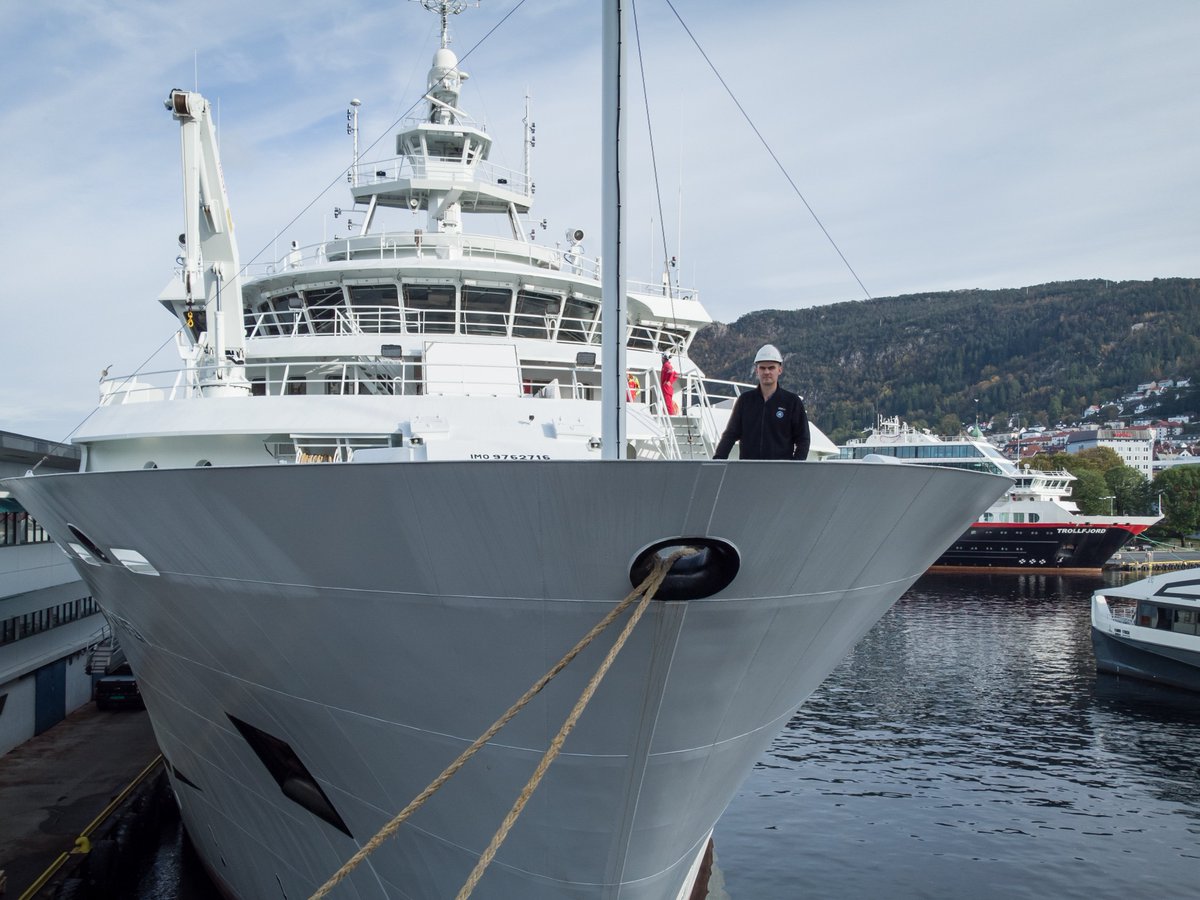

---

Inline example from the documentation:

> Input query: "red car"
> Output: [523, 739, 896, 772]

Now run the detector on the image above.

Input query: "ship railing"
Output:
[243, 231, 601, 281]
[246, 243, 699, 310]
[292, 434, 391, 464]
[243, 305, 693, 356]
[97, 357, 613, 403]
[350, 153, 531, 197]
[96, 357, 733, 432]
[1100, 597, 1138, 624]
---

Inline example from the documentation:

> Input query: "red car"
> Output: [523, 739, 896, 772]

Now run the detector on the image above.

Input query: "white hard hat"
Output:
[754, 344, 783, 364]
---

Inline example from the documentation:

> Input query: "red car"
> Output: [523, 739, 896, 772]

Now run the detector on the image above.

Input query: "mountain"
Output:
[689, 278, 1200, 444]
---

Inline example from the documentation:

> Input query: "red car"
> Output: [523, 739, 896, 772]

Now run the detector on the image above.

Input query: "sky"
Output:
[2, 0, 1198, 442]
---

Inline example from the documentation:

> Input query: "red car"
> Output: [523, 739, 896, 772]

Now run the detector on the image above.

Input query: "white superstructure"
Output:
[841, 416, 1161, 529]
[3, 4, 1009, 898]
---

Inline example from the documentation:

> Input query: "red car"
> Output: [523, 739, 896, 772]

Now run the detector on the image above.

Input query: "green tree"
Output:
[1070, 469, 1110, 515]
[937, 413, 962, 436]
[1104, 465, 1150, 515]
[1150, 466, 1200, 541]
[1070, 447, 1124, 473]
[1024, 453, 1061, 472]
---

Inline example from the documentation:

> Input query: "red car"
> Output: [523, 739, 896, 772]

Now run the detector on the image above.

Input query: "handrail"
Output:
[351, 153, 531, 197]
[240, 231, 701, 308]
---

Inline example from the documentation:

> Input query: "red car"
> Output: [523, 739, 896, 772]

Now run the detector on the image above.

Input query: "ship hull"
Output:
[5, 459, 1005, 899]
[929, 522, 1146, 573]
[1091, 628, 1200, 692]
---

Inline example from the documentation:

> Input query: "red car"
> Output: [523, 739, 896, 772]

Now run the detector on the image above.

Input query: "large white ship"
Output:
[839, 416, 1161, 572]
[3, 4, 1008, 898]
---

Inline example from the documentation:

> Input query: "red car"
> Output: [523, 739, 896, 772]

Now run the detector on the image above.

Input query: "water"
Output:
[714, 572, 1200, 899]
[141, 573, 1200, 898]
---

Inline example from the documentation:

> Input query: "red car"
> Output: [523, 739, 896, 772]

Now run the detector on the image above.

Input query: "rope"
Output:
[310, 547, 696, 900]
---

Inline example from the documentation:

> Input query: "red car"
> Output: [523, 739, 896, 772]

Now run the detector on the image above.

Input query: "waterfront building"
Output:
[0, 431, 102, 757]
[1066, 427, 1156, 479]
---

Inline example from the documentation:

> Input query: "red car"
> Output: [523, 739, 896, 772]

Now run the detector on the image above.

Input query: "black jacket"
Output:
[713, 386, 810, 460]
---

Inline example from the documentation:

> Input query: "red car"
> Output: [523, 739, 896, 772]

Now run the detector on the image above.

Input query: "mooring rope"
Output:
[310, 547, 696, 900]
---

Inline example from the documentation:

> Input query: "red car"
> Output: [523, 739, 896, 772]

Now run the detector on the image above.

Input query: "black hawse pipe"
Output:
[629, 538, 740, 601]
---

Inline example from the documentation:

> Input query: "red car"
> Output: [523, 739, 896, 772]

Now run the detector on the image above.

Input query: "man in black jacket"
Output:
[712, 344, 810, 460]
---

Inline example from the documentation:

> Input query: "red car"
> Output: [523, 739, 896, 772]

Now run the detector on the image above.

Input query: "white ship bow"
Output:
[3, 2, 1011, 896]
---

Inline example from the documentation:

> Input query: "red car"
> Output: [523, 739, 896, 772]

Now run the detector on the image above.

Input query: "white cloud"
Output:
[2, 0, 1198, 440]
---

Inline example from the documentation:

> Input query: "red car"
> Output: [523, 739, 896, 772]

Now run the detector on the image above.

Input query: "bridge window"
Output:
[514, 290, 561, 339]
[404, 284, 456, 333]
[560, 296, 598, 343]
[304, 287, 345, 334]
[270, 293, 304, 336]
[462, 286, 512, 336]
[348, 284, 402, 333]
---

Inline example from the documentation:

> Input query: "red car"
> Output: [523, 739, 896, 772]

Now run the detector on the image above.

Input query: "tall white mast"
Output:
[601, 0, 628, 459]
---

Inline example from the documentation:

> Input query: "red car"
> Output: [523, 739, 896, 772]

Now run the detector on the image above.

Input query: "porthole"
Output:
[143, 461, 158, 469]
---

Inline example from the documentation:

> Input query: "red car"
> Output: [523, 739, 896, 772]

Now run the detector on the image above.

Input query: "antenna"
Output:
[347, 99, 362, 186]
[412, 0, 478, 48]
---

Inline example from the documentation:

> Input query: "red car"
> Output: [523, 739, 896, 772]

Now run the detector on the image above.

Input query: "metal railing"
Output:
[351, 152, 531, 197]
[242, 305, 693, 356]
[244, 232, 702, 310]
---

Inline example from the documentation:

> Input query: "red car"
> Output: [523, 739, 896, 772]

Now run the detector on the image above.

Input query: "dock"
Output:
[0, 703, 160, 897]
[1105, 548, 1200, 573]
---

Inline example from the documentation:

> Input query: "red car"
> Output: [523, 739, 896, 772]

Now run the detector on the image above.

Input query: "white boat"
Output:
[839, 416, 1161, 572]
[3, 4, 1008, 898]
[1092, 570, 1200, 691]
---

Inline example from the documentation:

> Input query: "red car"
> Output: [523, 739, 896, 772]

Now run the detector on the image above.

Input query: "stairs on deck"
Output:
[668, 414, 712, 460]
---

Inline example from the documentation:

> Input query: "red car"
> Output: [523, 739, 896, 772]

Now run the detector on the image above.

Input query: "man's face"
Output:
[756, 361, 781, 387]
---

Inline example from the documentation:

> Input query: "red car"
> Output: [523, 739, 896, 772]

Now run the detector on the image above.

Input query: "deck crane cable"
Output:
[30, 2, 532, 472]
[309, 547, 698, 900]
[661, 0, 872, 300]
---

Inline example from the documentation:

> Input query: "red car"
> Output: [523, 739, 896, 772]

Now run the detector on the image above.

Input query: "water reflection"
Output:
[715, 572, 1200, 900]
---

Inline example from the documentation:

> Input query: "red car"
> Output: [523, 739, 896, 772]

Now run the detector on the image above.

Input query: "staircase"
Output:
[85, 625, 119, 675]
[668, 415, 713, 460]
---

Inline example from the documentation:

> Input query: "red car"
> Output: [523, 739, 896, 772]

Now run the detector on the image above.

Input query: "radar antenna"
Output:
[412, 0, 478, 48]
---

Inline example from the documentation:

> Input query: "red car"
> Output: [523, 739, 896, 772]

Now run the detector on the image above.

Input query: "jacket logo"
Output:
[776, 408, 785, 418]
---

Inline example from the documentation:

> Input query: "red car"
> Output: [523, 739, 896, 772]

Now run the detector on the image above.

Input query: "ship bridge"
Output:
[349, 42, 532, 232]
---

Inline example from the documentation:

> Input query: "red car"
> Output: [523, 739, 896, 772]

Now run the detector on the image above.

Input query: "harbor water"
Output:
[138, 572, 1200, 898]
[714, 572, 1200, 899]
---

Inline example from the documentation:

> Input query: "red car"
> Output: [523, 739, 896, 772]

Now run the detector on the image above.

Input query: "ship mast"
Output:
[601, 0, 628, 459]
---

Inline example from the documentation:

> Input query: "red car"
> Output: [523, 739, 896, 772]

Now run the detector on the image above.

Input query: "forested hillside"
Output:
[689, 278, 1200, 443]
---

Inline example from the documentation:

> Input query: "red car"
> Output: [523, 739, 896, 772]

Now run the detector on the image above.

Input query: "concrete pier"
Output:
[0, 702, 159, 896]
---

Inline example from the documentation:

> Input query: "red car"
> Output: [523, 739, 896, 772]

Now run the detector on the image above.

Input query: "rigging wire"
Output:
[241, 0, 531, 271]
[630, 0, 682, 337]
[661, 0, 872, 300]
[28, 331, 183, 473]
[32, 1, 532, 464]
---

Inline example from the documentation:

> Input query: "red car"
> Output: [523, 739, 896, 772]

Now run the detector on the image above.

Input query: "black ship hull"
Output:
[930, 523, 1146, 573]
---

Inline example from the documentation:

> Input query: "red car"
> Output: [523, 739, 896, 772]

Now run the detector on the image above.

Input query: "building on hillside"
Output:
[1154, 420, 1186, 441]
[0, 431, 104, 757]
[1066, 427, 1155, 479]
